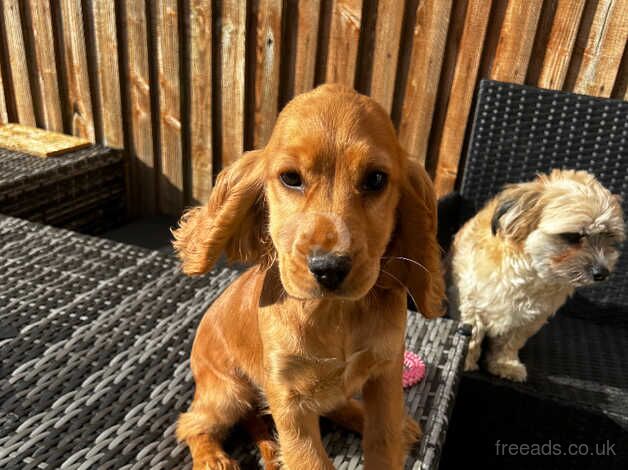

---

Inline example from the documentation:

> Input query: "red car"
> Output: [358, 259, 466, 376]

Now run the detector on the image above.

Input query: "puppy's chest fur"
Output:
[260, 291, 406, 413]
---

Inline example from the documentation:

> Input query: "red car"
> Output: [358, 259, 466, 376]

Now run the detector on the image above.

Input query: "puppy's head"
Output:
[491, 169, 625, 286]
[173, 84, 444, 318]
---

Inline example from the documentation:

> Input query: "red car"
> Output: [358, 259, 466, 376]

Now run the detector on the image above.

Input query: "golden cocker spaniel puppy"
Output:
[173, 84, 444, 470]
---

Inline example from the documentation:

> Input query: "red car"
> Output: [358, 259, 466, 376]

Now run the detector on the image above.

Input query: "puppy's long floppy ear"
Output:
[491, 181, 544, 243]
[384, 158, 445, 319]
[172, 150, 268, 275]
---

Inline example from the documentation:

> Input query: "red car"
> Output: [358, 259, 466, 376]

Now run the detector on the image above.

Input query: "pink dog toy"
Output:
[402, 351, 425, 388]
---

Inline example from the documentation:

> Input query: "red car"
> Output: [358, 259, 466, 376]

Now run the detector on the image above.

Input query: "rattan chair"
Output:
[438, 79, 628, 470]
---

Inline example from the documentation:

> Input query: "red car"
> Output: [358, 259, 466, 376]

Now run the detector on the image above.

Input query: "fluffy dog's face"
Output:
[264, 88, 402, 300]
[493, 170, 625, 287]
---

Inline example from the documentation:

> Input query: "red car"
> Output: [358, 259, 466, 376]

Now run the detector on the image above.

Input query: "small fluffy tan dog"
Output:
[450, 169, 624, 382]
[173, 85, 444, 469]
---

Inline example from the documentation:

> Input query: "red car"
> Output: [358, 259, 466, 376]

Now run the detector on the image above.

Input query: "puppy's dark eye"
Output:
[280, 171, 303, 189]
[362, 171, 388, 192]
[560, 232, 583, 244]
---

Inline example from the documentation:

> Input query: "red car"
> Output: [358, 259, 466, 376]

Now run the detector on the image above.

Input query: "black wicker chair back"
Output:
[457, 79, 628, 312]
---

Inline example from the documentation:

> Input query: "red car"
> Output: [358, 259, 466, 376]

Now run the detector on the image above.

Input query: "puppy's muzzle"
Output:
[307, 251, 352, 290]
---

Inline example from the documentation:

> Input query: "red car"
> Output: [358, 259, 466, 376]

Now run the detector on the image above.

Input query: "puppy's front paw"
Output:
[193, 452, 240, 470]
[486, 359, 527, 382]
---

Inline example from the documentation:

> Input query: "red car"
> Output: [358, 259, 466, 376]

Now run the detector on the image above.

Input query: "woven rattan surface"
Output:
[460, 79, 628, 309]
[0, 146, 125, 234]
[520, 311, 628, 426]
[0, 215, 468, 469]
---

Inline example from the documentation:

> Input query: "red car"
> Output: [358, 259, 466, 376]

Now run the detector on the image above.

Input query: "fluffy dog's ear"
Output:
[491, 199, 517, 235]
[172, 150, 268, 275]
[384, 159, 445, 319]
[491, 182, 544, 242]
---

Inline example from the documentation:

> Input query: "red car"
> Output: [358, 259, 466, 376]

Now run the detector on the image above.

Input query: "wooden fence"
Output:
[0, 0, 626, 216]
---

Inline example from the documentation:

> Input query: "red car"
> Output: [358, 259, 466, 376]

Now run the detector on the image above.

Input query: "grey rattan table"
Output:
[0, 145, 126, 234]
[0, 215, 468, 469]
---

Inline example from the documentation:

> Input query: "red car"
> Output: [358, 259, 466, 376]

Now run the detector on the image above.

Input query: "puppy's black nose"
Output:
[592, 265, 610, 282]
[307, 252, 351, 290]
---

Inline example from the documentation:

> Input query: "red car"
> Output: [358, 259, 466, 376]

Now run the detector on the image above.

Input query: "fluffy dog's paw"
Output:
[486, 359, 527, 382]
[402, 415, 422, 449]
[193, 452, 240, 470]
[464, 357, 479, 372]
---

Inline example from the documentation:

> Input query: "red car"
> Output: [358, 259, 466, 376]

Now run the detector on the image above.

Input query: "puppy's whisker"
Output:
[381, 256, 430, 277]
[380, 269, 419, 311]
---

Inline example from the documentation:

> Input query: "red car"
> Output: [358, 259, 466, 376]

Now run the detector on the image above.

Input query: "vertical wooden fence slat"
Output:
[398, 0, 453, 164]
[190, 0, 213, 204]
[220, 0, 247, 165]
[27, 0, 63, 131]
[325, 0, 362, 87]
[59, 0, 95, 140]
[477, 0, 508, 80]
[155, 0, 184, 214]
[369, 2, 404, 112]
[573, 0, 628, 97]
[293, 0, 321, 94]
[123, 0, 156, 215]
[254, 0, 282, 148]
[90, 0, 123, 148]
[562, 0, 600, 92]
[2, 0, 36, 126]
[0, 65, 7, 122]
[525, 0, 558, 85]
[537, 0, 586, 90]
[425, 0, 469, 174]
[489, 0, 543, 83]
[433, 0, 492, 197]
[611, 48, 628, 99]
